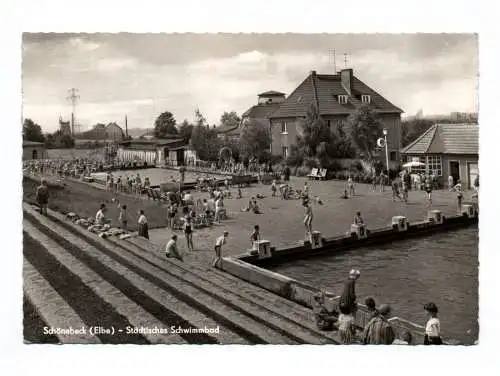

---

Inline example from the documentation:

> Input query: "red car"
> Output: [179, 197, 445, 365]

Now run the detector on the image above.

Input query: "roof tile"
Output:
[402, 124, 478, 155]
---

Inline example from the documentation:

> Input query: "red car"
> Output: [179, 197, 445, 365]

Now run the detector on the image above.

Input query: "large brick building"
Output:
[268, 69, 403, 163]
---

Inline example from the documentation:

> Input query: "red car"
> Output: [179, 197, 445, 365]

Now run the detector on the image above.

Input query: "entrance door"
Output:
[468, 162, 478, 189]
[449, 161, 460, 185]
[32, 149, 38, 160]
[176, 149, 185, 166]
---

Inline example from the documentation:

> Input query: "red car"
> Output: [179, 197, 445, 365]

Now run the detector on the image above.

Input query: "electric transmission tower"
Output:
[67, 88, 80, 137]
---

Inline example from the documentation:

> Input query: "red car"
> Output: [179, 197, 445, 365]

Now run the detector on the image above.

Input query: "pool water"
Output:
[269, 226, 479, 344]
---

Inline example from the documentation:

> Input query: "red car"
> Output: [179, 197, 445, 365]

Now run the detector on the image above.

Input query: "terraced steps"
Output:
[23, 203, 339, 344]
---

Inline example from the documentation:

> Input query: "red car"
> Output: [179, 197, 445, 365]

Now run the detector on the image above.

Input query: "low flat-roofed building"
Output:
[401, 123, 479, 188]
[117, 138, 189, 166]
[23, 140, 47, 160]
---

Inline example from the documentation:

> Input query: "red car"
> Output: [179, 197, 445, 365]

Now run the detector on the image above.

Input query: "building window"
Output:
[338, 95, 348, 104]
[361, 95, 371, 104]
[326, 119, 331, 129]
[282, 146, 289, 159]
[281, 122, 288, 134]
[390, 151, 397, 161]
[406, 155, 442, 176]
[427, 155, 443, 177]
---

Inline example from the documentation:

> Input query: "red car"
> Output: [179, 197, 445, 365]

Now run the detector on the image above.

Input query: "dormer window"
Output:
[337, 95, 348, 104]
[361, 95, 371, 104]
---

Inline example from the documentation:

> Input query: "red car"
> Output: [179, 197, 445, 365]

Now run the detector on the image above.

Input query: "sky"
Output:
[22, 33, 478, 133]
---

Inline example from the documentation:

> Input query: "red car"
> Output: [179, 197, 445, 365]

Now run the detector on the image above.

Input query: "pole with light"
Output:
[383, 128, 389, 174]
[376, 128, 390, 174]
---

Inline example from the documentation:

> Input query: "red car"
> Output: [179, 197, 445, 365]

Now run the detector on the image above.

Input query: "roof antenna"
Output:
[330, 49, 337, 74]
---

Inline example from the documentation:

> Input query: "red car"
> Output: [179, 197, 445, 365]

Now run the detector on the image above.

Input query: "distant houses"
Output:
[75, 122, 126, 142]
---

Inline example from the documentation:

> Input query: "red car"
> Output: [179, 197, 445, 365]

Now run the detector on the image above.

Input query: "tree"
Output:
[402, 119, 434, 147]
[44, 133, 55, 149]
[220, 111, 241, 129]
[346, 104, 383, 165]
[178, 119, 194, 144]
[23, 118, 45, 143]
[154, 111, 178, 138]
[239, 120, 271, 161]
[296, 103, 333, 157]
[194, 108, 207, 128]
[190, 125, 221, 161]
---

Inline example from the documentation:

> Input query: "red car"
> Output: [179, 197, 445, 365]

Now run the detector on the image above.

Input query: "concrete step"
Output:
[111, 237, 330, 344]
[122, 237, 341, 344]
[23, 257, 101, 344]
[24, 221, 188, 344]
[24, 204, 293, 344]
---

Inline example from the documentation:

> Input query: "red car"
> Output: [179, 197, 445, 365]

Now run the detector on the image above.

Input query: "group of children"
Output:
[106, 173, 151, 196]
[312, 269, 443, 345]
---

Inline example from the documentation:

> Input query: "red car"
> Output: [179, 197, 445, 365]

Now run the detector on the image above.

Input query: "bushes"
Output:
[303, 156, 319, 169]
[349, 160, 364, 172]
[296, 166, 311, 177]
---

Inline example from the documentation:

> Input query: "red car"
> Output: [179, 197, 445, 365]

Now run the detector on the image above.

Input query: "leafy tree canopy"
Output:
[346, 104, 383, 163]
[23, 118, 45, 143]
[402, 119, 434, 147]
[220, 111, 241, 129]
[239, 120, 271, 161]
[154, 111, 178, 138]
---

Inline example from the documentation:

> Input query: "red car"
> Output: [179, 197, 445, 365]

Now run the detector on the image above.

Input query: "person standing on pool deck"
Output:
[118, 204, 128, 230]
[424, 178, 433, 206]
[424, 302, 442, 345]
[35, 179, 49, 215]
[183, 215, 194, 252]
[347, 176, 355, 196]
[454, 180, 463, 212]
[213, 231, 229, 267]
[339, 269, 360, 315]
[138, 209, 149, 239]
[303, 198, 313, 240]
[250, 224, 261, 253]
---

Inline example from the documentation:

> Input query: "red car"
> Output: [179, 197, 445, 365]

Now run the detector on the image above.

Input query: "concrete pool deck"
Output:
[145, 174, 478, 266]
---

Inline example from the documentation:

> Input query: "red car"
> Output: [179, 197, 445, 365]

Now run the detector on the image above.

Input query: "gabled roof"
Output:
[401, 123, 479, 155]
[23, 140, 44, 147]
[258, 90, 286, 97]
[120, 138, 185, 147]
[215, 124, 239, 134]
[270, 71, 403, 119]
[242, 103, 281, 119]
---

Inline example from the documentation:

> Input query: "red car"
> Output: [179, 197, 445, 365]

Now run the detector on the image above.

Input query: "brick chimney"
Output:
[340, 68, 353, 95]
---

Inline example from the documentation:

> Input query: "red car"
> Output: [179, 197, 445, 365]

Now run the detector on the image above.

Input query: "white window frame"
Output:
[338, 95, 348, 104]
[282, 146, 289, 159]
[406, 155, 442, 176]
[361, 95, 371, 104]
[281, 121, 288, 134]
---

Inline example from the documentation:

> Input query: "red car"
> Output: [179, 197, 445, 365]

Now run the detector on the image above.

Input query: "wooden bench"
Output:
[315, 168, 327, 181]
[307, 168, 319, 180]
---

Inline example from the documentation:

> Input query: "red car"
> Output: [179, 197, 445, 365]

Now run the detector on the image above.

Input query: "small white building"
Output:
[117, 138, 189, 167]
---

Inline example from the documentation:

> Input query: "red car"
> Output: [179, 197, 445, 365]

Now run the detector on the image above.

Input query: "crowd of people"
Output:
[312, 269, 443, 345]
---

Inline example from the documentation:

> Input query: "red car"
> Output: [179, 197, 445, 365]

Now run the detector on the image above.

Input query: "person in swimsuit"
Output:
[183, 215, 194, 252]
[303, 199, 313, 239]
